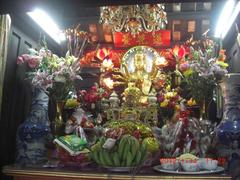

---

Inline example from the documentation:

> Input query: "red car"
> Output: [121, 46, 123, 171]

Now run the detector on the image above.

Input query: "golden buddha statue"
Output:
[122, 51, 158, 95]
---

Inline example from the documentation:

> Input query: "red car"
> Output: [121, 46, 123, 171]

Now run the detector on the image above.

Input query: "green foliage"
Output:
[183, 72, 215, 104]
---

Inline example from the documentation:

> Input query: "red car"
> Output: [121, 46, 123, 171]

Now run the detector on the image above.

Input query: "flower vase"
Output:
[54, 101, 66, 137]
[172, 74, 181, 87]
[217, 75, 240, 148]
[16, 86, 52, 166]
[160, 108, 175, 124]
[200, 99, 207, 120]
[186, 105, 200, 119]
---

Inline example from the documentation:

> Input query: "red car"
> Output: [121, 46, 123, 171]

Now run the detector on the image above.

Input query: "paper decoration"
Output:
[113, 30, 171, 48]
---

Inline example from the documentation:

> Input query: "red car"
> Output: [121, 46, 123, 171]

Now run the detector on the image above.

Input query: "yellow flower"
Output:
[166, 85, 171, 91]
[65, 99, 79, 108]
[183, 69, 193, 77]
[160, 99, 169, 107]
[165, 92, 174, 98]
[175, 104, 180, 110]
[173, 92, 178, 96]
[50, 62, 58, 69]
[187, 98, 197, 106]
[216, 61, 228, 68]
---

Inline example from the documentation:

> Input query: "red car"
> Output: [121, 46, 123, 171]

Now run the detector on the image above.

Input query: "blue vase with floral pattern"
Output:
[217, 75, 240, 148]
[16, 86, 52, 166]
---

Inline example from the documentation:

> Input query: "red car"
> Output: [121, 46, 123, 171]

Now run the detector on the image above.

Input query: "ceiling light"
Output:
[221, 1, 240, 39]
[27, 9, 65, 44]
[214, 0, 236, 39]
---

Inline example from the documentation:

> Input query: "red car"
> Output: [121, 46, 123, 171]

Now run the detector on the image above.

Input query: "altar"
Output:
[3, 166, 231, 180]
[1, 1, 240, 180]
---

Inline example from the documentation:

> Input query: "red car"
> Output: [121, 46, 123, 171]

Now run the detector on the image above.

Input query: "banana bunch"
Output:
[90, 135, 147, 167]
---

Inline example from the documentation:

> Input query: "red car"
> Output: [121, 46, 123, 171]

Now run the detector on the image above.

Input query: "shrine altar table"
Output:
[3, 165, 232, 180]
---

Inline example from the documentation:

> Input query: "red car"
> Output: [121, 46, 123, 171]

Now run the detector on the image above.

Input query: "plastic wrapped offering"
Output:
[54, 135, 88, 156]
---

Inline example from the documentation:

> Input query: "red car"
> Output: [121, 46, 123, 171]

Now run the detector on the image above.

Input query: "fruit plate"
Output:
[153, 165, 225, 175]
[102, 166, 137, 172]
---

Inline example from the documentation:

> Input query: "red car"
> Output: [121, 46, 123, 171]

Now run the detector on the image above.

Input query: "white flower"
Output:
[54, 75, 66, 83]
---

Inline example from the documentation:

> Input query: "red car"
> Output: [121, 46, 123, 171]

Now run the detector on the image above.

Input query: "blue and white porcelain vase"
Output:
[16, 86, 52, 166]
[217, 75, 240, 148]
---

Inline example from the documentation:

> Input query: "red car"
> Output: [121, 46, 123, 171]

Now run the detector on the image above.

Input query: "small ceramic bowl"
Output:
[180, 160, 200, 172]
[160, 158, 179, 171]
[199, 158, 218, 171]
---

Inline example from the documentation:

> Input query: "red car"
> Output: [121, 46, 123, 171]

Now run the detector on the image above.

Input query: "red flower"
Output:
[179, 110, 190, 119]
[161, 51, 176, 71]
[108, 51, 113, 59]
[96, 48, 112, 61]
[168, 101, 176, 108]
[184, 45, 190, 55]
[102, 91, 109, 98]
[172, 45, 186, 60]
[96, 48, 107, 60]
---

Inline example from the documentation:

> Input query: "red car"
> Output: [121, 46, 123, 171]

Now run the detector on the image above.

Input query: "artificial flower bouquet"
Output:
[182, 38, 228, 104]
[160, 108, 216, 158]
[159, 38, 228, 120]
[17, 46, 82, 101]
[157, 85, 182, 120]
[78, 83, 109, 114]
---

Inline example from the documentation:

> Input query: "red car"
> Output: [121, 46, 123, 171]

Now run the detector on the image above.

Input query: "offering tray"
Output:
[153, 165, 225, 175]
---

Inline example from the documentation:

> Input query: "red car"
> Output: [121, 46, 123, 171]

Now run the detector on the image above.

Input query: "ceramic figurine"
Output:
[16, 86, 52, 166]
[101, 98, 109, 110]
[65, 108, 86, 134]
[65, 107, 98, 146]
[147, 90, 157, 106]
[109, 91, 120, 108]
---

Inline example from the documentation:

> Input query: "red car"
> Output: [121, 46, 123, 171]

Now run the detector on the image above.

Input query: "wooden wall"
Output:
[0, 14, 60, 180]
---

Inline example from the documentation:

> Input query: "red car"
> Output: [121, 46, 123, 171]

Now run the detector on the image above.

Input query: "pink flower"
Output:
[28, 56, 41, 68]
[17, 56, 24, 65]
[179, 62, 189, 72]
[22, 54, 31, 61]
[17, 54, 31, 65]
[91, 86, 97, 92]
[79, 90, 87, 96]
[102, 91, 109, 98]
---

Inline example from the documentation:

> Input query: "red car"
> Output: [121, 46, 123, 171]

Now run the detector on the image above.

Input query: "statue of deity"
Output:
[122, 51, 158, 95]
